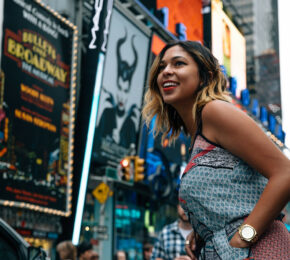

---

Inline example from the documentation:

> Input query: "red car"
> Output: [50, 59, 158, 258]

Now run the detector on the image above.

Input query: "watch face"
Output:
[241, 226, 254, 239]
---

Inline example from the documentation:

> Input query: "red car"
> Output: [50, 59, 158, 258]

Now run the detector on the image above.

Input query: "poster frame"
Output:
[0, 0, 78, 217]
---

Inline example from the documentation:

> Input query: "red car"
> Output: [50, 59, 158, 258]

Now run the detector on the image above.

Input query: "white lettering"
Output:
[32, 7, 52, 26]
[13, 0, 25, 8]
[42, 23, 58, 39]
[89, 0, 104, 49]
[22, 9, 38, 25]
[101, 0, 113, 52]
[57, 25, 69, 38]
[22, 61, 32, 73]
[32, 67, 54, 85]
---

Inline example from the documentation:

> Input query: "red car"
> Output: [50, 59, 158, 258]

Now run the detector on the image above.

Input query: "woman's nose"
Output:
[163, 64, 174, 75]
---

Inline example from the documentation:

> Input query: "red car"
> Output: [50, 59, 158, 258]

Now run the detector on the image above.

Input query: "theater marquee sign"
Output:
[0, 0, 78, 216]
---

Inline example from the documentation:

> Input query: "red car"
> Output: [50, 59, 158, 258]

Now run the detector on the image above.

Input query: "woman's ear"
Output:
[208, 71, 213, 80]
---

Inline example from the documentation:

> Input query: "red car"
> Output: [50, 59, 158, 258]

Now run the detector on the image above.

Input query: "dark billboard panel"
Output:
[0, 0, 77, 215]
[92, 6, 151, 166]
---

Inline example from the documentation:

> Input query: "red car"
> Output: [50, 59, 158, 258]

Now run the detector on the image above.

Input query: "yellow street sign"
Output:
[92, 182, 113, 204]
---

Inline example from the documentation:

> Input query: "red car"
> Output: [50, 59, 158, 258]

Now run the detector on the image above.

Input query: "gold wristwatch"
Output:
[238, 224, 258, 243]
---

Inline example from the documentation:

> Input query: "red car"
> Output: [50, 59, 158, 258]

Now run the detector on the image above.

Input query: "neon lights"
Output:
[72, 53, 105, 245]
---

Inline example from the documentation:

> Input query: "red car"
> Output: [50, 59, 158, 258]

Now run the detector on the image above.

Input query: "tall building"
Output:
[222, 1, 254, 86]
[223, 0, 281, 117]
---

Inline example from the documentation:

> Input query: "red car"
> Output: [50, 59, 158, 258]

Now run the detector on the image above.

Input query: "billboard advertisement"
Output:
[156, 0, 203, 42]
[0, 0, 77, 215]
[211, 0, 247, 97]
[92, 7, 151, 166]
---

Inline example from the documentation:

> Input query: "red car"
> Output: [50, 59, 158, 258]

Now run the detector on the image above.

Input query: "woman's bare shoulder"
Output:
[202, 99, 240, 121]
[200, 99, 253, 145]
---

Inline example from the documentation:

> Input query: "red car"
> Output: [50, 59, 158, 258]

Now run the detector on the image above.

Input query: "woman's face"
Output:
[157, 45, 201, 108]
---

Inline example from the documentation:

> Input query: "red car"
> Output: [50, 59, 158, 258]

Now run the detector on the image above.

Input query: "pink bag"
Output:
[250, 220, 290, 259]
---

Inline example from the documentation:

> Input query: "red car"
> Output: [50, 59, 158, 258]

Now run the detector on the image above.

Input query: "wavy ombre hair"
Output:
[142, 40, 231, 143]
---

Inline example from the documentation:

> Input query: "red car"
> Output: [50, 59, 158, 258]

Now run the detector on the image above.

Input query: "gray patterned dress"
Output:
[179, 131, 268, 260]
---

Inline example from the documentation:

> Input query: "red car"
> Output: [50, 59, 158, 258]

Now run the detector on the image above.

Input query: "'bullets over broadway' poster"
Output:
[0, 0, 76, 214]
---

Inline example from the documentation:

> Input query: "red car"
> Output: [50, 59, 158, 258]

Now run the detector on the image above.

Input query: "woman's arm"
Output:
[202, 100, 290, 247]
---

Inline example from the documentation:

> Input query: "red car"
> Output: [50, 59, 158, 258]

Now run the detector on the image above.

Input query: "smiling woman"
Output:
[143, 41, 230, 144]
[142, 40, 290, 260]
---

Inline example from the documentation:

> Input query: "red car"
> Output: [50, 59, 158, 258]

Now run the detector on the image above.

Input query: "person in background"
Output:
[114, 250, 128, 260]
[77, 241, 99, 260]
[143, 240, 154, 260]
[151, 204, 196, 260]
[142, 40, 290, 259]
[56, 240, 77, 260]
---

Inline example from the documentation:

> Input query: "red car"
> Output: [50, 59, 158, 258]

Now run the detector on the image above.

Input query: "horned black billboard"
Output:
[0, 0, 77, 215]
[92, 6, 151, 166]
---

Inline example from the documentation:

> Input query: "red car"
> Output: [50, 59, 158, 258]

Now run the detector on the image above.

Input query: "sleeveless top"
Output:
[179, 120, 268, 259]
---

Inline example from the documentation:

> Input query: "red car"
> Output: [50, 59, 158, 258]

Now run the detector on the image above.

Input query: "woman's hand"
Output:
[229, 232, 251, 248]
[184, 231, 197, 260]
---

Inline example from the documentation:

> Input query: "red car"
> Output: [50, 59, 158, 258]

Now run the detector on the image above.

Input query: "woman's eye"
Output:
[175, 61, 185, 66]
[158, 64, 165, 71]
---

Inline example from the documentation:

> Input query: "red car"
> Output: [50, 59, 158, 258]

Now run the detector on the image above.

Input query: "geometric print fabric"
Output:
[178, 134, 282, 259]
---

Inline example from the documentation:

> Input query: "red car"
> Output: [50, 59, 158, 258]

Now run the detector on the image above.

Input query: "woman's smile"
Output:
[162, 80, 179, 91]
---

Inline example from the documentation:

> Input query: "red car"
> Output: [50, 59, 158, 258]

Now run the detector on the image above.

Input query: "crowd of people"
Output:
[55, 240, 153, 260]
[55, 202, 192, 260]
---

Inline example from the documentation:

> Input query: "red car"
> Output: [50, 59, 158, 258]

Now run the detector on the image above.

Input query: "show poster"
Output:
[0, 0, 76, 214]
[92, 7, 151, 166]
